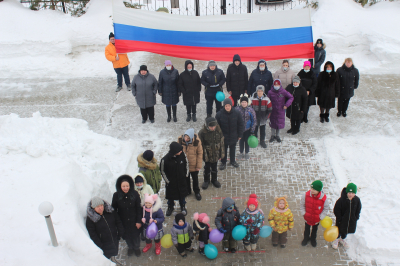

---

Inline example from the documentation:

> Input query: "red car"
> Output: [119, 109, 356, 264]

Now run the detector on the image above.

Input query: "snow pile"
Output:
[312, 0, 400, 74]
[0, 113, 138, 266]
[321, 135, 400, 265]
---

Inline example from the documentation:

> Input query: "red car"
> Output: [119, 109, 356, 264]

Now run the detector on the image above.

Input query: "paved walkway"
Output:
[1, 71, 398, 266]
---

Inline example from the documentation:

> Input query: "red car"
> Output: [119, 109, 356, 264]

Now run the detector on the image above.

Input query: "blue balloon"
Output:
[216, 91, 225, 102]
[232, 225, 247, 240]
[259, 226, 273, 238]
[204, 244, 218, 259]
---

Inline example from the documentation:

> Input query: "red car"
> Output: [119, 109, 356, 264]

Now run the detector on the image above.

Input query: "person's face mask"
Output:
[304, 69, 310, 73]
[294, 84, 299, 88]
[274, 86, 280, 90]
[188, 69, 192, 72]
[326, 69, 332, 73]
[166, 66, 172, 70]
[259, 66, 265, 71]
[136, 185, 143, 189]
[283, 67, 288, 71]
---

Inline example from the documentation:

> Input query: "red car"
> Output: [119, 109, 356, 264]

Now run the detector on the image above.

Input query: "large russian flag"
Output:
[113, 6, 314, 62]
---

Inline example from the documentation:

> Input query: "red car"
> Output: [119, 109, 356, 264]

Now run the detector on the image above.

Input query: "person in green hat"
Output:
[331, 183, 362, 249]
[300, 180, 329, 247]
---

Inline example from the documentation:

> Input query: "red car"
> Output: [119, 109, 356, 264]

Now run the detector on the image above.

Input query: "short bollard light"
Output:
[38, 201, 58, 247]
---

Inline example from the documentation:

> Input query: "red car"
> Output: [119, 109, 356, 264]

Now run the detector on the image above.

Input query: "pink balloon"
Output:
[209, 229, 224, 243]
[146, 222, 158, 239]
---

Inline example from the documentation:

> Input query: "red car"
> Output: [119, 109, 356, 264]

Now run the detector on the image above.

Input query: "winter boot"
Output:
[319, 113, 325, 123]
[127, 248, 135, 256]
[237, 153, 244, 160]
[337, 111, 342, 117]
[292, 129, 300, 135]
[324, 113, 330, 123]
[166, 205, 174, 216]
[260, 140, 267, 148]
[192, 113, 197, 122]
[195, 192, 202, 201]
[339, 238, 349, 248]
[342, 112, 347, 117]
[219, 163, 226, 170]
[301, 235, 309, 246]
[186, 114, 191, 122]
[135, 249, 141, 257]
[199, 247, 205, 255]
[275, 136, 282, 143]
[310, 239, 317, 247]
[287, 128, 293, 134]
[244, 245, 251, 251]
[115, 86, 123, 92]
[331, 238, 339, 249]
[181, 205, 187, 216]
[230, 161, 240, 168]
[269, 136, 275, 143]
[202, 174, 210, 189]
[245, 153, 250, 160]
[127, 84, 132, 91]
[166, 106, 172, 122]
[142, 119, 146, 124]
[211, 171, 221, 188]
[150, 119, 155, 123]
[280, 244, 286, 248]
[155, 242, 162, 255]
[142, 242, 153, 253]
[172, 106, 177, 122]
[110, 256, 123, 266]
[180, 252, 187, 257]
[251, 244, 257, 251]
[230, 248, 236, 253]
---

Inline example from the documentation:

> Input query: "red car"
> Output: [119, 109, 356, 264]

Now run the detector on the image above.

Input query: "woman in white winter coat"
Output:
[273, 60, 296, 90]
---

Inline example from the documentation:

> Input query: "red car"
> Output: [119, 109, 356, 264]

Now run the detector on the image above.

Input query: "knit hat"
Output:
[109, 32, 114, 39]
[140, 65, 147, 71]
[143, 150, 154, 161]
[144, 193, 158, 205]
[175, 213, 186, 224]
[193, 212, 210, 224]
[316, 38, 323, 45]
[256, 85, 265, 92]
[346, 183, 357, 194]
[274, 80, 281, 86]
[134, 175, 144, 184]
[169, 141, 183, 155]
[311, 180, 323, 192]
[223, 98, 232, 106]
[91, 196, 104, 208]
[293, 76, 301, 84]
[205, 117, 217, 127]
[303, 61, 311, 68]
[208, 60, 217, 67]
[247, 194, 258, 208]
[240, 95, 249, 103]
[164, 60, 172, 66]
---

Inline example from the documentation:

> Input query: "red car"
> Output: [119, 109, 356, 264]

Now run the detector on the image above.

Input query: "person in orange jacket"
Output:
[105, 32, 131, 92]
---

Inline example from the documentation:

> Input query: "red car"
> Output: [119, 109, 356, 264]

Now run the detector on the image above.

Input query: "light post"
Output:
[38, 201, 58, 247]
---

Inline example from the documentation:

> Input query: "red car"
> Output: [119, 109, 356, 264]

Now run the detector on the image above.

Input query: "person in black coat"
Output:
[178, 60, 201, 122]
[226, 54, 249, 107]
[160, 142, 189, 217]
[201, 60, 226, 118]
[216, 98, 244, 170]
[310, 39, 326, 77]
[158, 60, 180, 122]
[297, 61, 318, 123]
[111, 175, 142, 257]
[248, 59, 273, 96]
[86, 197, 124, 264]
[315, 61, 340, 123]
[336, 58, 360, 117]
[192, 212, 211, 255]
[286, 76, 308, 135]
[332, 183, 362, 249]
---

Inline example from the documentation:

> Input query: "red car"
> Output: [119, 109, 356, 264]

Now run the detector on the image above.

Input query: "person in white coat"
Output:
[273, 60, 296, 90]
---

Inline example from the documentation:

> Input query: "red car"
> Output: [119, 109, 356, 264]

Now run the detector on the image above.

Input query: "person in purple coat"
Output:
[267, 79, 294, 143]
[141, 193, 165, 255]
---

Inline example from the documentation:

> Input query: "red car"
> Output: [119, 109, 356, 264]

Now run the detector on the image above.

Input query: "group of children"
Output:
[136, 178, 361, 257]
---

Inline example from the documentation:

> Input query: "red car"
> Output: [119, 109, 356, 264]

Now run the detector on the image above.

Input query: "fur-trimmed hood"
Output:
[147, 194, 162, 213]
[86, 200, 114, 223]
[137, 153, 158, 170]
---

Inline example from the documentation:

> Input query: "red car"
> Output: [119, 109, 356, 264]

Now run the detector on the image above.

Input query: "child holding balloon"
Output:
[268, 196, 294, 248]
[141, 194, 165, 255]
[239, 194, 265, 251]
[215, 197, 241, 253]
[171, 213, 195, 257]
[235, 94, 257, 160]
[193, 212, 212, 255]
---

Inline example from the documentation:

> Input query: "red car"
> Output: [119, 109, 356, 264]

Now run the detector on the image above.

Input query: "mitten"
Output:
[252, 228, 260, 235]
[246, 218, 254, 224]
[149, 219, 154, 224]
[141, 218, 146, 224]
[219, 228, 227, 234]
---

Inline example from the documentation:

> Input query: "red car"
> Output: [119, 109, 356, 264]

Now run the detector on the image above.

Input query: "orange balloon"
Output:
[324, 226, 339, 242]
[321, 216, 333, 229]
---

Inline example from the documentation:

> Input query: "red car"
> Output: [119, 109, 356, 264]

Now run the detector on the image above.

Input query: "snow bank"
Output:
[0, 113, 138, 266]
[320, 135, 400, 265]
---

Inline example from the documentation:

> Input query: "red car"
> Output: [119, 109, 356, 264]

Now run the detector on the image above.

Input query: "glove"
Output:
[252, 228, 260, 235]
[219, 228, 227, 234]
[149, 219, 154, 224]
[246, 219, 254, 224]
[141, 218, 146, 224]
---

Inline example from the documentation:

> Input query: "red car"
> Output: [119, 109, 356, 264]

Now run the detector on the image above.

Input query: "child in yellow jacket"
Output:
[268, 196, 294, 248]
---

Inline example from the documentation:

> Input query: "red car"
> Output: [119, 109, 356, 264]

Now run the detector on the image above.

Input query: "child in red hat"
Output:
[239, 194, 265, 251]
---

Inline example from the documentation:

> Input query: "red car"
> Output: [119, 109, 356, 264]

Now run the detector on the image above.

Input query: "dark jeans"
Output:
[239, 130, 251, 154]
[204, 162, 218, 182]
[303, 222, 319, 241]
[126, 235, 140, 251]
[303, 105, 310, 121]
[186, 171, 200, 194]
[140, 106, 155, 121]
[338, 97, 351, 112]
[221, 143, 236, 164]
[186, 104, 197, 114]
[167, 198, 186, 207]
[290, 119, 301, 131]
[114, 65, 130, 87]
[176, 239, 192, 253]
[255, 125, 266, 141]
[205, 94, 221, 115]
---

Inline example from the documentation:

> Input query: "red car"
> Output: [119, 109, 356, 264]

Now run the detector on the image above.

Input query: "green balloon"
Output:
[247, 135, 259, 148]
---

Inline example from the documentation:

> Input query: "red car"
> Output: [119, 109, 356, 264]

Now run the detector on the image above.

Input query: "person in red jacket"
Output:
[300, 180, 329, 247]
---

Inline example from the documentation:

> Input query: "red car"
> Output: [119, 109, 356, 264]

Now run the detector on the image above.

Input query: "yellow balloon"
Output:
[321, 216, 333, 229]
[324, 226, 339, 242]
[160, 234, 173, 248]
